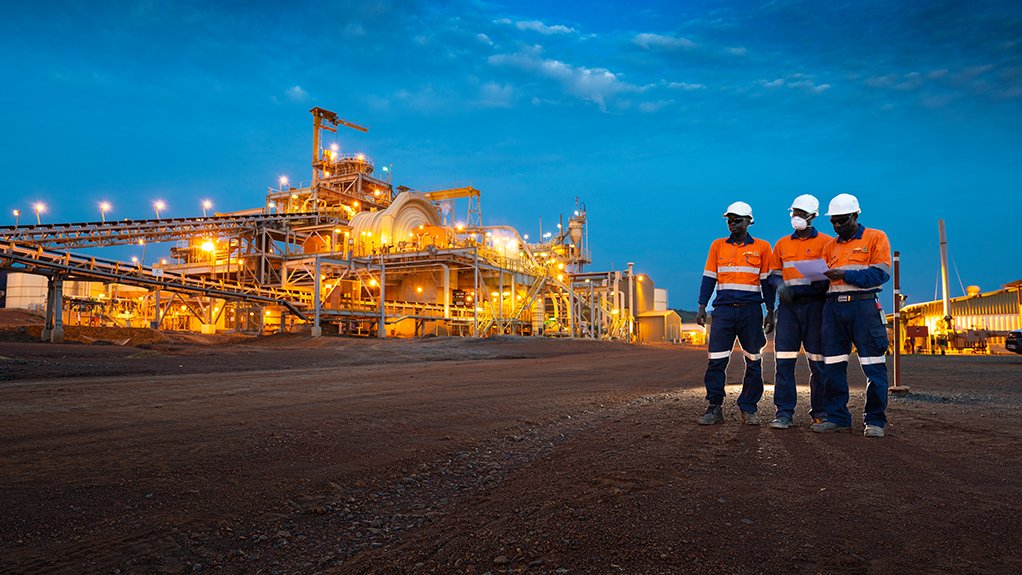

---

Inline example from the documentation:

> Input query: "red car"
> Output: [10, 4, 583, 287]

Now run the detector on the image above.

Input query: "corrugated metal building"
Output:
[898, 280, 1022, 353]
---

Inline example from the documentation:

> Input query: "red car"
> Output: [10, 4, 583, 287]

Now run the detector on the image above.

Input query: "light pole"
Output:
[12, 209, 20, 230]
[154, 200, 166, 220]
[139, 238, 147, 265]
[202, 200, 212, 218]
[99, 201, 111, 222]
[33, 202, 46, 225]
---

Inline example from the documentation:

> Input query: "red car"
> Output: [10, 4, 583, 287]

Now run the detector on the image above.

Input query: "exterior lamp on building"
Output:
[138, 238, 147, 265]
[153, 200, 166, 220]
[279, 176, 289, 190]
[12, 209, 20, 229]
[33, 202, 46, 224]
[99, 201, 111, 222]
[202, 200, 213, 217]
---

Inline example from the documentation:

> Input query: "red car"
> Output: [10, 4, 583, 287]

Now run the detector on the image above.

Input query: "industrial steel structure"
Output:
[1, 108, 658, 342]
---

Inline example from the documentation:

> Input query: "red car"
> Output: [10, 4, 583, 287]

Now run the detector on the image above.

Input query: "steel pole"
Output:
[891, 250, 909, 392]
[312, 257, 322, 337]
[378, 256, 386, 338]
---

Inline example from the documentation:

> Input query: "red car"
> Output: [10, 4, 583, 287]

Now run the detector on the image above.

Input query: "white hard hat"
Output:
[790, 194, 820, 216]
[723, 201, 754, 223]
[825, 193, 861, 216]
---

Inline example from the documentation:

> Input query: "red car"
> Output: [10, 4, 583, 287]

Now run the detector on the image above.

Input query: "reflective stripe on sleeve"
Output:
[708, 350, 731, 360]
[824, 354, 850, 364]
[717, 283, 762, 292]
[703, 270, 718, 278]
[775, 351, 799, 359]
[859, 355, 886, 365]
[760, 272, 771, 280]
[874, 263, 891, 273]
[783, 278, 814, 286]
[837, 264, 869, 271]
[718, 265, 761, 274]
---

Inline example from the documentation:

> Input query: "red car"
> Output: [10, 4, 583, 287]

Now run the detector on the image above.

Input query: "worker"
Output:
[696, 201, 776, 425]
[766, 194, 832, 429]
[812, 193, 892, 438]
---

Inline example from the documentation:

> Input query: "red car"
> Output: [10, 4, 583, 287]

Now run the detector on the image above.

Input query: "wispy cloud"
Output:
[478, 81, 514, 108]
[760, 74, 830, 94]
[286, 85, 308, 101]
[495, 18, 576, 35]
[633, 33, 696, 50]
[489, 49, 642, 110]
[667, 81, 706, 91]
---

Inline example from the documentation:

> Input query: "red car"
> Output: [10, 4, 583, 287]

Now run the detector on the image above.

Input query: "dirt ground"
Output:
[1, 319, 1020, 574]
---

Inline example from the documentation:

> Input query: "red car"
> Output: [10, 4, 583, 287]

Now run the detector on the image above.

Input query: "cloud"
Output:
[760, 75, 830, 94]
[494, 18, 576, 35]
[639, 99, 674, 113]
[667, 81, 706, 90]
[489, 50, 641, 110]
[478, 82, 514, 108]
[728, 47, 747, 56]
[633, 33, 696, 50]
[286, 85, 308, 101]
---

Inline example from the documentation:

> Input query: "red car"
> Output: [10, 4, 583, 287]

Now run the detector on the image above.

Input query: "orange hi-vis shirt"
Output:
[822, 225, 892, 294]
[768, 228, 832, 298]
[699, 235, 775, 309]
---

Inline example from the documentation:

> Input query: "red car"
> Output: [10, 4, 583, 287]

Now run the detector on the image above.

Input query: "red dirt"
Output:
[1, 328, 1020, 574]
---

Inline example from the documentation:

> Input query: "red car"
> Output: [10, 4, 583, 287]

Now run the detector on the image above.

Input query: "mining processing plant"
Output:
[1, 108, 671, 342]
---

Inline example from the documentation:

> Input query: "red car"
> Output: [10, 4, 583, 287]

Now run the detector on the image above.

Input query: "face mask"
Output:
[791, 216, 808, 231]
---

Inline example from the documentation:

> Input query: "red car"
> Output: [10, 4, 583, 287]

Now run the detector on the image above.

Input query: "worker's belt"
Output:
[827, 292, 877, 302]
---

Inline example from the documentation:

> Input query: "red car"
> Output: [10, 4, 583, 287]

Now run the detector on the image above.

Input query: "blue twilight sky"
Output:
[2, 0, 1021, 309]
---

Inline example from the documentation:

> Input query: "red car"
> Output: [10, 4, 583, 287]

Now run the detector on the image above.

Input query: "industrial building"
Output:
[897, 281, 1022, 354]
[1, 108, 667, 343]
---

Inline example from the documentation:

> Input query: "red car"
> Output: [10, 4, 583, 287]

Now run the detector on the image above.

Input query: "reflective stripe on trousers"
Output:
[773, 299, 825, 420]
[821, 298, 890, 428]
[704, 304, 766, 413]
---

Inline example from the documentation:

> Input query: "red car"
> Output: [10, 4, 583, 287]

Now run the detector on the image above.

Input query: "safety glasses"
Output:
[830, 214, 854, 226]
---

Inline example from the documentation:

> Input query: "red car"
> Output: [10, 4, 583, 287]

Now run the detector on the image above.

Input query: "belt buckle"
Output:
[837, 295, 852, 302]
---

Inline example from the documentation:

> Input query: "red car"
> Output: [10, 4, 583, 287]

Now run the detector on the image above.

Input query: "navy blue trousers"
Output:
[773, 299, 825, 420]
[704, 304, 766, 413]
[822, 298, 890, 428]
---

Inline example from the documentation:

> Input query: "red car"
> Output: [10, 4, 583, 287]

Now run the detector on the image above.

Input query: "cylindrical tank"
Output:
[967, 285, 981, 296]
[349, 192, 442, 255]
[568, 218, 584, 247]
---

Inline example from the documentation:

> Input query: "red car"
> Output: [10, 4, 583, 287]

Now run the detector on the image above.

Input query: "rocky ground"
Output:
[1, 317, 1020, 574]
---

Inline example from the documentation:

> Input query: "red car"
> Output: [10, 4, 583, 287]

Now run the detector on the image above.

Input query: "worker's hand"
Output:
[763, 310, 775, 334]
[696, 305, 707, 326]
[777, 285, 794, 305]
[823, 269, 845, 281]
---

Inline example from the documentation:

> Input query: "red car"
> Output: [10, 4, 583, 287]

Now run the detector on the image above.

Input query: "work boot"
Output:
[863, 425, 885, 438]
[698, 405, 724, 425]
[741, 411, 760, 426]
[810, 421, 852, 433]
[770, 416, 793, 429]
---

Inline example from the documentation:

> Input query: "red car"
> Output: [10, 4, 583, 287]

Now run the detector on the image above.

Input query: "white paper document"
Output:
[792, 259, 829, 281]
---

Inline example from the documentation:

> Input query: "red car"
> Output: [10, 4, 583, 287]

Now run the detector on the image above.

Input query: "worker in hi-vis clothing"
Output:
[812, 193, 892, 438]
[765, 195, 832, 429]
[696, 201, 776, 426]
